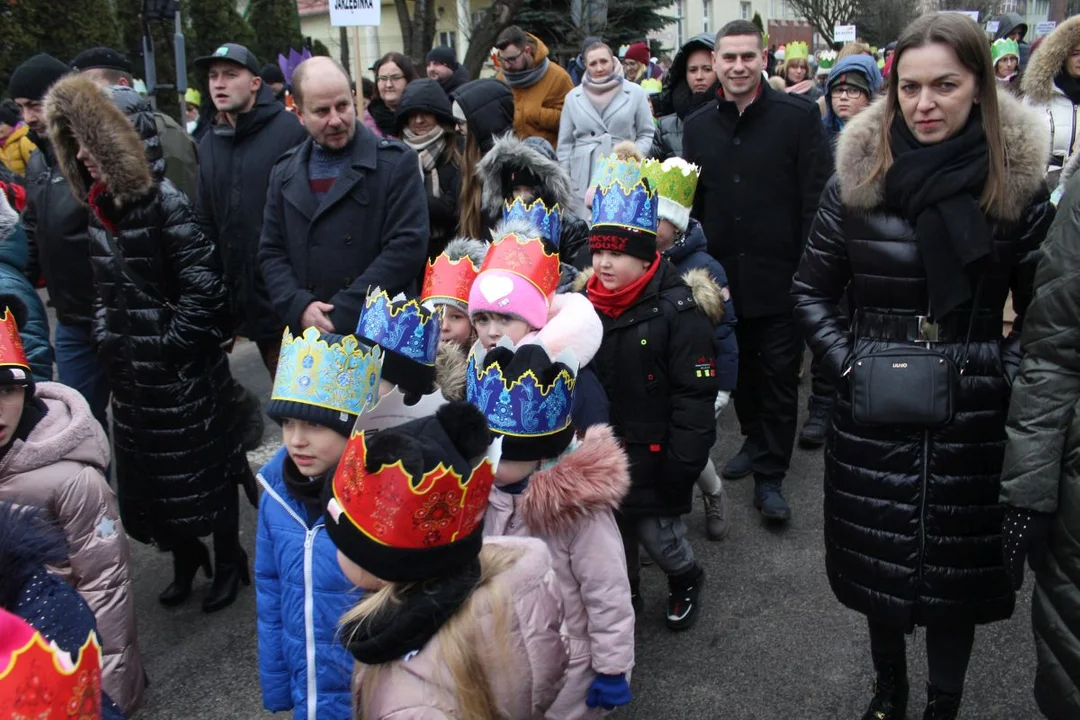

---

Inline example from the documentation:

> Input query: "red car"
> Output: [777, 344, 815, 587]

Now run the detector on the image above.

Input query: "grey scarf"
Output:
[504, 58, 550, 89]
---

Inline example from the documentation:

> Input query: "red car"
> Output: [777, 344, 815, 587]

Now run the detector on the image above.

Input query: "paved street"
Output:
[107, 340, 1041, 719]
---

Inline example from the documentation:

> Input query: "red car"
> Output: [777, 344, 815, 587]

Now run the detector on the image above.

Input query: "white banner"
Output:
[1036, 21, 1058, 36]
[985, 20, 1000, 33]
[329, 0, 381, 27]
[834, 24, 857, 43]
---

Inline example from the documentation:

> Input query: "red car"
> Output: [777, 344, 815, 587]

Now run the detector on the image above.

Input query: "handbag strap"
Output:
[103, 228, 178, 312]
[957, 271, 985, 376]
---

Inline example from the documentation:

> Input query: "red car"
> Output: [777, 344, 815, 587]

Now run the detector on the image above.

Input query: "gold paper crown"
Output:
[640, 157, 701, 211]
[785, 41, 809, 62]
[271, 327, 384, 417]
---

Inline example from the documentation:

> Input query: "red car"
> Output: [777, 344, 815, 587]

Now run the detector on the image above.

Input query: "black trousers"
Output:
[733, 313, 803, 481]
[808, 353, 836, 408]
[867, 619, 976, 695]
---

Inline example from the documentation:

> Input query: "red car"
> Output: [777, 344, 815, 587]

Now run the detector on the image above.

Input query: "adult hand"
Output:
[714, 390, 731, 419]
[301, 301, 335, 333]
[1002, 507, 1052, 591]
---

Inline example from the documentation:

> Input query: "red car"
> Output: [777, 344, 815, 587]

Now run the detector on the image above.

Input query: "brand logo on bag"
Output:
[892, 363, 908, 369]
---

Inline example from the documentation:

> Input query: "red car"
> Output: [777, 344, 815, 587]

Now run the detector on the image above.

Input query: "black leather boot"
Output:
[861, 655, 909, 720]
[202, 546, 250, 613]
[159, 538, 212, 607]
[923, 683, 962, 720]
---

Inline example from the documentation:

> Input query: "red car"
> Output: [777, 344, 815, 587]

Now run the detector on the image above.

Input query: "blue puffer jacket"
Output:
[662, 218, 739, 391]
[256, 448, 362, 720]
[0, 190, 51, 381]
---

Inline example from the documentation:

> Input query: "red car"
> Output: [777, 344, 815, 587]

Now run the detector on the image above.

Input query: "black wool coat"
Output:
[791, 91, 1055, 629]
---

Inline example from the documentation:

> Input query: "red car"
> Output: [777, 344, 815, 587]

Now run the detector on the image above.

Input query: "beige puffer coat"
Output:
[0, 382, 144, 714]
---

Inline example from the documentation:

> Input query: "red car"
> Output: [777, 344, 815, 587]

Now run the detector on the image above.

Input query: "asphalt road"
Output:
[105, 340, 1040, 720]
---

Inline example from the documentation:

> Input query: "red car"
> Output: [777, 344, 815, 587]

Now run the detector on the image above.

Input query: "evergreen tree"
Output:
[752, 11, 765, 36]
[516, 0, 674, 60]
[311, 39, 331, 57]
[187, 0, 256, 63]
[245, 0, 304, 64]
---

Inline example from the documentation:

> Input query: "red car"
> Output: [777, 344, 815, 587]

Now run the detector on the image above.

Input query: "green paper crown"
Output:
[639, 157, 700, 211]
[817, 50, 837, 70]
[991, 38, 1019, 64]
[786, 41, 809, 62]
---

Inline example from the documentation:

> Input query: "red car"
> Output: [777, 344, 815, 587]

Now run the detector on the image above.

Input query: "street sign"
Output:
[834, 25, 857, 43]
[329, 0, 381, 27]
[1036, 21, 1058, 36]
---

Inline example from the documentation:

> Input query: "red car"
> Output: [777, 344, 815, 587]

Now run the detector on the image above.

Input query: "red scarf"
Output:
[587, 253, 661, 319]
[87, 182, 119, 234]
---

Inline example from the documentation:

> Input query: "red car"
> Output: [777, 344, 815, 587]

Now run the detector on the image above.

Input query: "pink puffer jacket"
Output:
[0, 382, 144, 715]
[485, 425, 635, 719]
[353, 536, 568, 719]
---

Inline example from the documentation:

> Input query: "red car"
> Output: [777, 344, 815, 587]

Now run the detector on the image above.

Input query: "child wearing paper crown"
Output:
[469, 341, 636, 717]
[420, 237, 488, 350]
[992, 38, 1021, 95]
[255, 327, 384, 719]
[324, 402, 570, 719]
[642, 156, 739, 542]
[585, 156, 720, 631]
[468, 220, 610, 430]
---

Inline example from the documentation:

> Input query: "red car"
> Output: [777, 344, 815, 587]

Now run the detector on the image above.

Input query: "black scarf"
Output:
[673, 80, 719, 120]
[342, 558, 482, 665]
[367, 98, 398, 137]
[1055, 71, 1080, 105]
[282, 457, 330, 525]
[884, 113, 993, 319]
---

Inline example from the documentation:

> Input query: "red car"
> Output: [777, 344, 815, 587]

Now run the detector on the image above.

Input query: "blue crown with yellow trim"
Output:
[269, 327, 384, 418]
[591, 179, 659, 237]
[592, 153, 643, 190]
[465, 338, 578, 461]
[356, 288, 441, 368]
[503, 197, 562, 249]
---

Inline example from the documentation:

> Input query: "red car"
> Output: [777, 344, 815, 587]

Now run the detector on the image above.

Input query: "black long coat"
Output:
[791, 91, 1055, 629]
[45, 77, 247, 544]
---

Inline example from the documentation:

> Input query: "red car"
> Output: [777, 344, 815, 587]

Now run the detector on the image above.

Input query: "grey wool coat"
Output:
[556, 78, 655, 218]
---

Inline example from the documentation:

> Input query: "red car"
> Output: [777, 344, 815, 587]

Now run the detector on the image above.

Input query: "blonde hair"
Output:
[861, 13, 1007, 214]
[838, 42, 873, 60]
[344, 543, 524, 720]
[457, 132, 486, 238]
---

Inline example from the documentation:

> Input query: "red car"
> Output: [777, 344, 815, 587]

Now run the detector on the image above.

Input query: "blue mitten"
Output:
[585, 673, 632, 710]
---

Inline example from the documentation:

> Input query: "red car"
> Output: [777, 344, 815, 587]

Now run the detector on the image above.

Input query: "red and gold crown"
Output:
[479, 231, 561, 301]
[0, 610, 102, 720]
[0, 307, 29, 378]
[421, 253, 481, 309]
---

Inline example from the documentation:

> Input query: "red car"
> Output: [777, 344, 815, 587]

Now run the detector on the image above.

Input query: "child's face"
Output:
[592, 250, 651, 291]
[512, 186, 537, 203]
[472, 311, 532, 349]
[440, 305, 473, 346]
[337, 551, 386, 591]
[282, 418, 348, 477]
[494, 458, 539, 486]
[656, 219, 678, 252]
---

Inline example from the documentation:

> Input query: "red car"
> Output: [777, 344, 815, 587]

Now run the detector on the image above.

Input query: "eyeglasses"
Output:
[499, 51, 524, 65]
[830, 85, 865, 99]
[377, 74, 405, 84]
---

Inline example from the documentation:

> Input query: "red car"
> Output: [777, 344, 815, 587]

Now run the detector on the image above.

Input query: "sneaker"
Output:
[753, 481, 791, 522]
[798, 396, 833, 449]
[702, 487, 731, 541]
[666, 565, 704, 631]
[722, 440, 754, 479]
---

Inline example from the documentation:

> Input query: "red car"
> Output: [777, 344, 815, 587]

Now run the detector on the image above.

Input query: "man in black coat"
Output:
[426, 45, 470, 98]
[259, 57, 428, 336]
[195, 43, 307, 375]
[683, 20, 829, 523]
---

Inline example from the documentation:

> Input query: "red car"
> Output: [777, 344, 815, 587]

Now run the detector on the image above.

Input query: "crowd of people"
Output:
[1, 8, 1080, 720]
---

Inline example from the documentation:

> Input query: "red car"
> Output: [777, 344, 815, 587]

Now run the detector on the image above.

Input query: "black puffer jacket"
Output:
[650, 33, 716, 161]
[45, 77, 246, 544]
[791, 91, 1055, 629]
[451, 79, 514, 153]
[588, 260, 719, 517]
[196, 83, 306, 342]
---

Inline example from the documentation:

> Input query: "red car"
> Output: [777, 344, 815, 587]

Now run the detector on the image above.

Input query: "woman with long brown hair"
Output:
[792, 13, 1054, 720]
[364, 52, 416, 138]
[451, 79, 514, 239]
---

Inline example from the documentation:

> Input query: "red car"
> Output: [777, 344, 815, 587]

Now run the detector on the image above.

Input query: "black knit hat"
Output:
[260, 63, 286, 85]
[426, 45, 459, 70]
[394, 78, 457, 131]
[501, 164, 542, 193]
[9, 54, 70, 101]
[324, 402, 494, 582]
[70, 47, 133, 74]
[0, 102, 20, 127]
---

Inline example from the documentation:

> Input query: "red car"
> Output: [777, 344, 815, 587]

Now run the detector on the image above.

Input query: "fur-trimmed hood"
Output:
[44, 75, 161, 207]
[1021, 16, 1080, 103]
[571, 265, 724, 324]
[5, 382, 111, 477]
[835, 88, 1049, 222]
[522, 292, 603, 366]
[477, 134, 574, 218]
[434, 341, 469, 401]
[0, 502, 68, 609]
[520, 424, 629, 536]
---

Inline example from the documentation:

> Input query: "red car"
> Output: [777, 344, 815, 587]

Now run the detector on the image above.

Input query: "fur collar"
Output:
[1021, 17, 1080, 103]
[476, 134, 574, 218]
[434, 342, 469, 401]
[44, 74, 153, 207]
[835, 88, 1049, 222]
[681, 268, 724, 324]
[520, 425, 629, 536]
[0, 190, 17, 242]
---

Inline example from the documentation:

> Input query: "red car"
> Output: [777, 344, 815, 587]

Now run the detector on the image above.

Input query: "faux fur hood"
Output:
[434, 341, 469, 401]
[522, 292, 603, 366]
[520, 424, 629, 536]
[0, 190, 17, 242]
[477, 134, 574, 218]
[0, 502, 68, 609]
[3, 382, 111, 478]
[44, 75, 156, 207]
[682, 268, 724, 324]
[1021, 16, 1080, 103]
[835, 88, 1050, 222]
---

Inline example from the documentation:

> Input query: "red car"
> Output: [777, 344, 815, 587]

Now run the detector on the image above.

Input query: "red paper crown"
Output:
[0, 618, 102, 720]
[0, 308, 28, 373]
[479, 232, 561, 301]
[328, 431, 496, 550]
[421, 252, 482, 307]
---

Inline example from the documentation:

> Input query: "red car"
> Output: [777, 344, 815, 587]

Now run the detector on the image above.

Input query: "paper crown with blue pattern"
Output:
[503, 197, 562, 250]
[356, 288, 442, 400]
[589, 177, 659, 262]
[267, 327, 384, 436]
[466, 337, 578, 461]
[591, 152, 643, 190]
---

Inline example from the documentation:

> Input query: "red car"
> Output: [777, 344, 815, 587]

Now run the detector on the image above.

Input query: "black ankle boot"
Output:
[861, 656, 909, 720]
[202, 547, 250, 613]
[923, 683, 962, 720]
[666, 564, 704, 631]
[159, 539, 213, 607]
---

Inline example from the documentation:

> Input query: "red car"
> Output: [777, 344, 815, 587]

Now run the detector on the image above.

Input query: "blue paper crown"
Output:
[356, 289, 441, 367]
[591, 180, 659, 236]
[503, 197, 562, 249]
[271, 327, 384, 417]
[592, 154, 643, 190]
[466, 339, 578, 439]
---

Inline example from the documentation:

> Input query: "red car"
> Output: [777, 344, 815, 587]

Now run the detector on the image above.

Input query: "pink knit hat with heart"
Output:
[468, 269, 549, 331]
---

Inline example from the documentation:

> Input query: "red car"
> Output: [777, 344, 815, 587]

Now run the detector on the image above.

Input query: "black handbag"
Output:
[845, 278, 983, 429]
